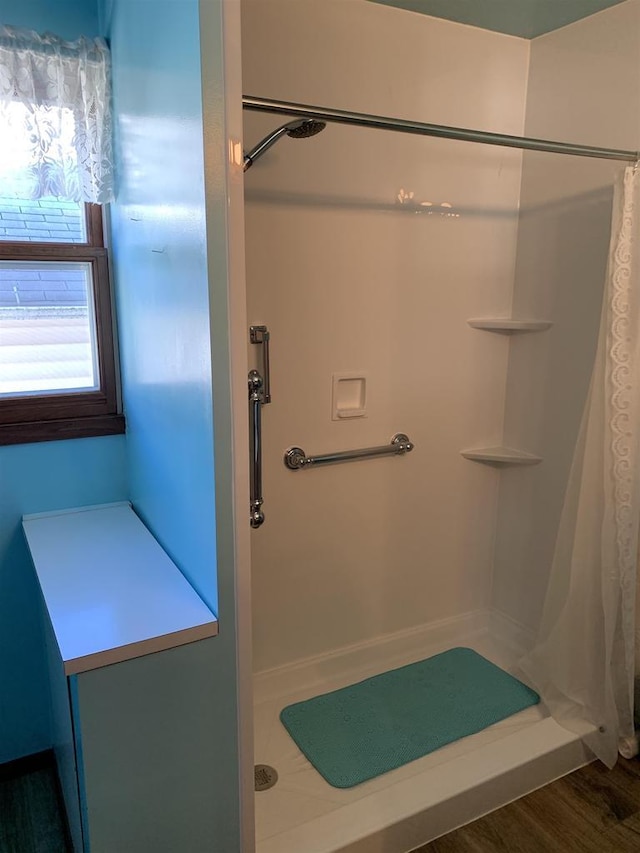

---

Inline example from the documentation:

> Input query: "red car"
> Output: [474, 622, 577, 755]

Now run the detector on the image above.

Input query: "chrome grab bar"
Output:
[284, 433, 414, 470]
[248, 324, 271, 528]
[249, 370, 265, 527]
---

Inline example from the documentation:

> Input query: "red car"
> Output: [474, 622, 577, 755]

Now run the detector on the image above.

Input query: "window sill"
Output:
[0, 413, 125, 446]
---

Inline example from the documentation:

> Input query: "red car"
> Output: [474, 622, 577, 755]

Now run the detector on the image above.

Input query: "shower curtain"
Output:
[521, 165, 640, 768]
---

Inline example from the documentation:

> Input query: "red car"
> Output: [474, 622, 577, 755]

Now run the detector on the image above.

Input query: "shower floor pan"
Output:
[253, 611, 592, 853]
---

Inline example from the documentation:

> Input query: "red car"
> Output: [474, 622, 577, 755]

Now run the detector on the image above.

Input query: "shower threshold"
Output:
[253, 612, 592, 853]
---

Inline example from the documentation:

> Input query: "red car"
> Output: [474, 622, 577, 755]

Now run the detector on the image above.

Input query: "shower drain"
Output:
[254, 764, 278, 791]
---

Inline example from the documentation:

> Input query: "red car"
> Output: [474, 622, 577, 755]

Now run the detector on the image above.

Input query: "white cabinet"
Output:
[24, 504, 220, 852]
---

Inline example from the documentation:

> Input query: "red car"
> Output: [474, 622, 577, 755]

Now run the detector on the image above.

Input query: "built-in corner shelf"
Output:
[461, 446, 542, 466]
[467, 319, 553, 334]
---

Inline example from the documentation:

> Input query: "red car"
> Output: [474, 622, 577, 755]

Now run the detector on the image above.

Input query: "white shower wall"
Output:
[242, 0, 530, 672]
[493, 0, 640, 635]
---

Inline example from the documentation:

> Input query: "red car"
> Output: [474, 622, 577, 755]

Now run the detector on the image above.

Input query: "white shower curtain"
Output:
[521, 165, 640, 768]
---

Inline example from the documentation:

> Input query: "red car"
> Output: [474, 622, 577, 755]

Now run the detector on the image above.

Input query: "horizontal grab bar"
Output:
[284, 433, 414, 470]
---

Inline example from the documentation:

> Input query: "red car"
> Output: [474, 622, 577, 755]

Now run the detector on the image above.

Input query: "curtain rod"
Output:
[243, 96, 639, 164]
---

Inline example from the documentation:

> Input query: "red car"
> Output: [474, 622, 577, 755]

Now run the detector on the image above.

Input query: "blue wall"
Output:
[0, 0, 99, 39]
[0, 0, 130, 763]
[0, 439, 128, 763]
[107, 0, 219, 615]
[106, 0, 242, 847]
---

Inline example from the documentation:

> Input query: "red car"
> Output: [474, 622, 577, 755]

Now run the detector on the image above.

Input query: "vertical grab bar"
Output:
[248, 325, 271, 528]
[249, 370, 265, 528]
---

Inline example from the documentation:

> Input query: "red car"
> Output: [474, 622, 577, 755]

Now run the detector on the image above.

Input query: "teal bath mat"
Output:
[280, 647, 540, 788]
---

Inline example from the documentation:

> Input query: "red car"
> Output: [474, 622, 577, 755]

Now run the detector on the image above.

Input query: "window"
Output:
[0, 201, 122, 444]
[0, 27, 121, 444]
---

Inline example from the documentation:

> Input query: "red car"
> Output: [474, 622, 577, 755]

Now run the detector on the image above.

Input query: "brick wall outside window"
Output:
[0, 197, 86, 309]
[0, 197, 84, 242]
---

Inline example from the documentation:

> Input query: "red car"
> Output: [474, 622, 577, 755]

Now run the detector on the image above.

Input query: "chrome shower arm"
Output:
[243, 124, 290, 171]
[244, 119, 326, 171]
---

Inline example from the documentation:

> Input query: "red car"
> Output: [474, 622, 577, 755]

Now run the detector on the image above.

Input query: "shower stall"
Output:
[240, 1, 640, 850]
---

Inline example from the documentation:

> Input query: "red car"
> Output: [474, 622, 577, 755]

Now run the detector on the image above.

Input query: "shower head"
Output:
[284, 119, 326, 139]
[243, 118, 327, 171]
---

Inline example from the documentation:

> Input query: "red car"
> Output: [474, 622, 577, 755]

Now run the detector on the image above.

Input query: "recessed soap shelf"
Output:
[460, 446, 542, 466]
[332, 372, 368, 420]
[467, 319, 553, 334]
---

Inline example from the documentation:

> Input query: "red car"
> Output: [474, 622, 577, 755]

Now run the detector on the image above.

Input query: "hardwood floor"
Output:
[0, 752, 70, 853]
[417, 758, 640, 852]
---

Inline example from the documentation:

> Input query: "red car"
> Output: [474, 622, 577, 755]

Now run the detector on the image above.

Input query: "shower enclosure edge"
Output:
[200, 0, 255, 850]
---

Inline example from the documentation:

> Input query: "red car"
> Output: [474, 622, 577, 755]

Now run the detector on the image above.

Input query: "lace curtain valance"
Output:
[0, 27, 114, 203]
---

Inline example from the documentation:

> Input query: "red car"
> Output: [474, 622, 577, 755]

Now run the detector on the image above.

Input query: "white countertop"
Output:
[23, 502, 218, 675]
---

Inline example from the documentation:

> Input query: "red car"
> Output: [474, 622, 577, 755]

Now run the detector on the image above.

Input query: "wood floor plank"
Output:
[435, 801, 570, 853]
[0, 773, 38, 853]
[513, 787, 618, 851]
[601, 815, 640, 853]
[0, 759, 69, 853]
[562, 761, 640, 820]
[417, 758, 640, 853]
[27, 767, 69, 853]
[518, 778, 615, 838]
